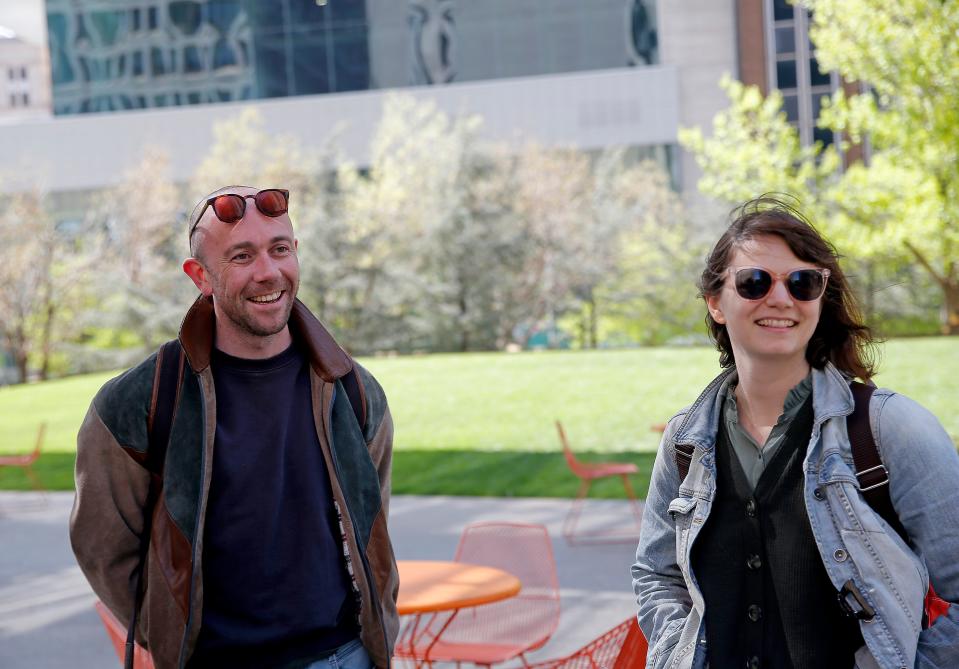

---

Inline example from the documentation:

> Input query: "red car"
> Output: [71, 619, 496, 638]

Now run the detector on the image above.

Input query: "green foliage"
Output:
[679, 76, 839, 217]
[682, 2, 959, 333]
[2, 339, 957, 495]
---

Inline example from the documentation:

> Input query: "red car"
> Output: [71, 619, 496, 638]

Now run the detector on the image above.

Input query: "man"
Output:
[71, 186, 398, 669]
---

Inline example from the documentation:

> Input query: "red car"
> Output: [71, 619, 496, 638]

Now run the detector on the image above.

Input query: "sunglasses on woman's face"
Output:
[727, 266, 831, 302]
[189, 188, 290, 240]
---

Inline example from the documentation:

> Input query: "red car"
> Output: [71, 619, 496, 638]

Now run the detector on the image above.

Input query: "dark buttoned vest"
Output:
[690, 396, 863, 669]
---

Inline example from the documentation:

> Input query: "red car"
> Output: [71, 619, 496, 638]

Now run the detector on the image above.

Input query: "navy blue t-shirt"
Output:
[188, 343, 357, 668]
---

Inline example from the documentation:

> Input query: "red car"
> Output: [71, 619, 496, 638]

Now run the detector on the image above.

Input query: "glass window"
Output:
[20, 66, 27, 79]
[132, 8, 140, 31]
[775, 26, 795, 54]
[773, 0, 794, 21]
[212, 39, 237, 70]
[813, 126, 834, 147]
[148, 6, 158, 30]
[782, 93, 799, 123]
[133, 51, 144, 76]
[90, 10, 120, 45]
[810, 57, 831, 86]
[151, 47, 165, 76]
[170, 1, 202, 35]
[812, 91, 829, 119]
[184, 46, 203, 73]
[22, 93, 29, 106]
[776, 59, 797, 89]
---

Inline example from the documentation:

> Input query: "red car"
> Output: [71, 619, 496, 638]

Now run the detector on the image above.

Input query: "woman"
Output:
[632, 196, 958, 669]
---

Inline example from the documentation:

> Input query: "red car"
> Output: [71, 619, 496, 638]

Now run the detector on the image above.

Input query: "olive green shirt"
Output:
[723, 371, 813, 490]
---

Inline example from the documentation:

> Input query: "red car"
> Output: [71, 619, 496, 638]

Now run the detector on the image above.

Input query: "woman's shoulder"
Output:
[868, 387, 955, 460]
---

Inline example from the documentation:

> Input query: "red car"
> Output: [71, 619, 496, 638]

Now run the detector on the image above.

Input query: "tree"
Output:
[808, 0, 959, 333]
[86, 147, 193, 351]
[591, 154, 709, 345]
[681, 2, 959, 333]
[0, 189, 94, 382]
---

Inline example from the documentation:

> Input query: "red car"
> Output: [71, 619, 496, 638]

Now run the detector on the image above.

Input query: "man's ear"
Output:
[706, 294, 726, 324]
[182, 257, 213, 296]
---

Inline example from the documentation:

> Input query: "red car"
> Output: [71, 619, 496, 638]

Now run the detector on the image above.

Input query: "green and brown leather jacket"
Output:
[70, 296, 399, 668]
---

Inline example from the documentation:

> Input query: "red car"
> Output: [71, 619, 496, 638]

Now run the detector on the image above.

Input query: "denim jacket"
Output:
[632, 363, 959, 669]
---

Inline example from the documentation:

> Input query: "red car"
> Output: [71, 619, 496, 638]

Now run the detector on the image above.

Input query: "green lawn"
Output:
[1, 337, 957, 497]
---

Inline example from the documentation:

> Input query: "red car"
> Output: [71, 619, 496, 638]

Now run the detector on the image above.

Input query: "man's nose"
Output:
[251, 252, 282, 281]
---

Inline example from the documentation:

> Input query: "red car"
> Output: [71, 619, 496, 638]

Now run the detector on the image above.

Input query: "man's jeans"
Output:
[304, 638, 372, 669]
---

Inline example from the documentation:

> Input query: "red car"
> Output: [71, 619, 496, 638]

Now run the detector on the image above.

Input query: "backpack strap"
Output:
[847, 380, 908, 543]
[126, 339, 184, 669]
[146, 340, 185, 473]
[674, 443, 695, 482]
[341, 365, 368, 434]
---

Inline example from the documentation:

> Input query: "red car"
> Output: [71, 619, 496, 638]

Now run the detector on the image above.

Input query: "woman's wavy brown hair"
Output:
[699, 195, 878, 381]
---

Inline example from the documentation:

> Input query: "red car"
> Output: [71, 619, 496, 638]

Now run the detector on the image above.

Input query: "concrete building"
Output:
[0, 25, 51, 121]
[0, 1, 839, 211]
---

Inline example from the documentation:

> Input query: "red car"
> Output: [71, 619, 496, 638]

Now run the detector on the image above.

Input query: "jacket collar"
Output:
[673, 362, 855, 451]
[178, 295, 354, 382]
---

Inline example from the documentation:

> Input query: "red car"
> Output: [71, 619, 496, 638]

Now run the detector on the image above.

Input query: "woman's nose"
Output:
[765, 278, 794, 306]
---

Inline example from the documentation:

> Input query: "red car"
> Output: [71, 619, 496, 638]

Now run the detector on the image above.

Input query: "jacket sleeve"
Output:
[70, 400, 151, 629]
[631, 413, 694, 669]
[356, 363, 394, 519]
[874, 392, 959, 669]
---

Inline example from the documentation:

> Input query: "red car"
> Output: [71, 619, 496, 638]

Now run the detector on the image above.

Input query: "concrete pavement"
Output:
[0, 492, 643, 668]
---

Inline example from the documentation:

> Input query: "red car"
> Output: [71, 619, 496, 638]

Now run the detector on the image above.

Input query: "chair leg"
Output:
[620, 474, 642, 528]
[26, 466, 47, 499]
[563, 479, 591, 543]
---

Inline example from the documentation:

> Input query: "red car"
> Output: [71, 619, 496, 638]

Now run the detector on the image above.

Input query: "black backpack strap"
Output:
[341, 364, 367, 433]
[147, 339, 185, 472]
[126, 339, 184, 669]
[674, 443, 695, 482]
[848, 381, 908, 543]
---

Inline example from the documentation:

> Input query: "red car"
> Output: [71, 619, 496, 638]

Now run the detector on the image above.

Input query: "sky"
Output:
[0, 0, 46, 46]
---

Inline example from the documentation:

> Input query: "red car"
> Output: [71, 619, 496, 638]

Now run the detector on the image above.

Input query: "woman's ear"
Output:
[706, 294, 726, 324]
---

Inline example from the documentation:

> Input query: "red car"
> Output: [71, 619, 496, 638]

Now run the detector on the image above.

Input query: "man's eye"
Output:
[274, 245, 291, 254]
[232, 253, 251, 262]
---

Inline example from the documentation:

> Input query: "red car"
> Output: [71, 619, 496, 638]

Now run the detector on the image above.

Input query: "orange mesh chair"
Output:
[94, 600, 156, 669]
[397, 522, 561, 667]
[555, 421, 642, 543]
[0, 423, 46, 494]
[528, 617, 648, 669]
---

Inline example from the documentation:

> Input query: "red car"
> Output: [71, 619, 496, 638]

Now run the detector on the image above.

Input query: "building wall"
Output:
[658, 0, 738, 201]
[0, 65, 680, 194]
[0, 35, 52, 119]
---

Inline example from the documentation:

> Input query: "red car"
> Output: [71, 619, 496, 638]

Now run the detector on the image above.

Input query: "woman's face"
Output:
[706, 234, 824, 373]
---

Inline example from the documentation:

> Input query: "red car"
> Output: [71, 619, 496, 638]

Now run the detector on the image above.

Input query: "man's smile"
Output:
[248, 290, 284, 304]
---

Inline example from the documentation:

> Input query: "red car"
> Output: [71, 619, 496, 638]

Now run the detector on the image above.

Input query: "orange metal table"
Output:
[396, 560, 522, 664]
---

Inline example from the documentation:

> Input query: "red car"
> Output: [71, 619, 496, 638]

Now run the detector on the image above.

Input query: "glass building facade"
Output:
[46, 0, 658, 115]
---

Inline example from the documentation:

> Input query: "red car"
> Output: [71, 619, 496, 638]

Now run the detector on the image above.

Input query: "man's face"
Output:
[185, 187, 299, 349]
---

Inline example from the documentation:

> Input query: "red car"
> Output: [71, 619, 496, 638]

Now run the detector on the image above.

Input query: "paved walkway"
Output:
[0, 492, 642, 668]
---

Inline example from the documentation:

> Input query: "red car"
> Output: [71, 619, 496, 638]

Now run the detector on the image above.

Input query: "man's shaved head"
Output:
[188, 185, 256, 260]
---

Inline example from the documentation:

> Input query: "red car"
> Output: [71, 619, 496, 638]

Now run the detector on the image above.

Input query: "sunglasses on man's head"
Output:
[727, 266, 831, 301]
[190, 188, 289, 239]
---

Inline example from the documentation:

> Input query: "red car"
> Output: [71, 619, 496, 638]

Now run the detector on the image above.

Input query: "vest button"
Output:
[745, 499, 757, 517]
[747, 604, 762, 622]
[834, 548, 848, 562]
[746, 554, 762, 570]
[814, 486, 825, 500]
[747, 657, 760, 669]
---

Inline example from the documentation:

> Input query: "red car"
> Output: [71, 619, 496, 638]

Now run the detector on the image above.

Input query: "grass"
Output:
[1, 337, 957, 497]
